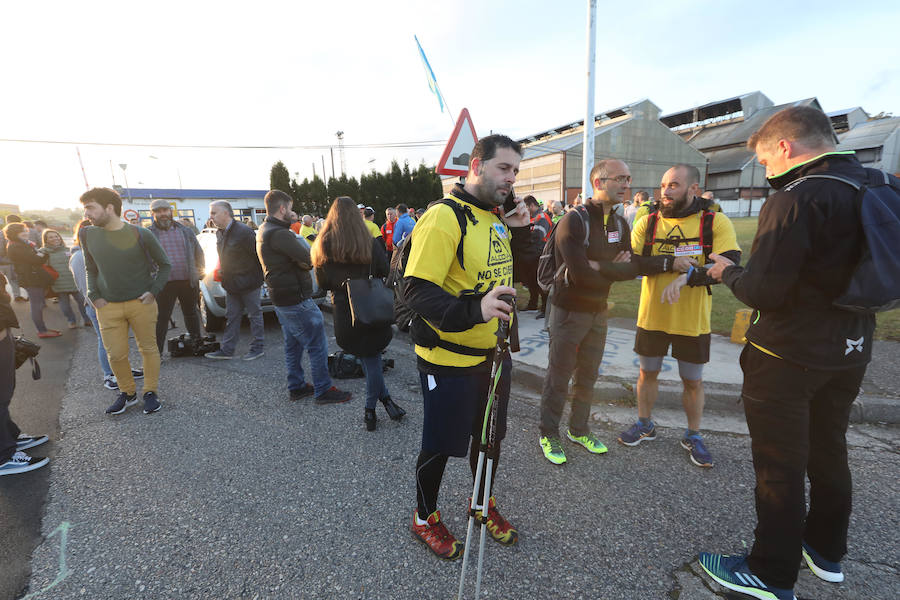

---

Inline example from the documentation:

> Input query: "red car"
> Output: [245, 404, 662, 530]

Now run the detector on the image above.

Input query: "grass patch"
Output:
[524, 216, 900, 340]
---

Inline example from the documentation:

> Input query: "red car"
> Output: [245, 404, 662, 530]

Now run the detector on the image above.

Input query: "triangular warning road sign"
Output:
[436, 108, 478, 177]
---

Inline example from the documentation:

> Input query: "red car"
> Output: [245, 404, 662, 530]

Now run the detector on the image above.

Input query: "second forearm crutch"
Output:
[457, 294, 514, 600]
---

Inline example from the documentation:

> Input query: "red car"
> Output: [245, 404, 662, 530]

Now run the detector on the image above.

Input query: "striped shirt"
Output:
[154, 226, 189, 281]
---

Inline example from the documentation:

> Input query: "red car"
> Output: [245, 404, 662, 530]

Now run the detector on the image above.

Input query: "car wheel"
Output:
[201, 297, 225, 332]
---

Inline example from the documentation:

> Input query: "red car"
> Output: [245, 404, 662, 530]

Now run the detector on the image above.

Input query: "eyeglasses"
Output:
[600, 175, 632, 185]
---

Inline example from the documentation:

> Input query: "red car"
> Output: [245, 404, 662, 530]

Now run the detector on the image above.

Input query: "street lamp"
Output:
[118, 163, 133, 202]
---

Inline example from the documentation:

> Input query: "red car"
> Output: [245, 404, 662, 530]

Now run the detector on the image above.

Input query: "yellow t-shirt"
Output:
[631, 210, 739, 336]
[364, 220, 382, 238]
[405, 196, 514, 367]
[299, 225, 316, 239]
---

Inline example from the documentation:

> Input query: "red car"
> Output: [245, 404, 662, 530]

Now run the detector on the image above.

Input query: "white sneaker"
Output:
[103, 375, 118, 390]
[0, 451, 49, 476]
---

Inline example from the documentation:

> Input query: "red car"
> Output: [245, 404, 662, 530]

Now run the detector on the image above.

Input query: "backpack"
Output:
[536, 206, 589, 293]
[798, 169, 900, 313]
[641, 208, 716, 264]
[386, 196, 492, 356]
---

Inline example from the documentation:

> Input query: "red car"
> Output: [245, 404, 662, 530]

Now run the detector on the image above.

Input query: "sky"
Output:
[2, 0, 898, 211]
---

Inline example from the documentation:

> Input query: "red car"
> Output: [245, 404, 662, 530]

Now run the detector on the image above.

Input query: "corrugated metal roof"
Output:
[687, 98, 821, 150]
[117, 188, 268, 200]
[521, 120, 629, 160]
[516, 99, 656, 144]
[837, 117, 900, 150]
[705, 147, 756, 174]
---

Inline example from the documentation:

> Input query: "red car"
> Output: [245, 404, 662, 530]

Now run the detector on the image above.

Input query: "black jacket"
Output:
[256, 216, 313, 306]
[7, 240, 52, 289]
[722, 152, 875, 369]
[316, 237, 392, 357]
[216, 220, 264, 294]
[551, 202, 669, 313]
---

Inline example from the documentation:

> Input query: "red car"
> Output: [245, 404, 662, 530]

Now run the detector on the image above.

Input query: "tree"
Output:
[269, 161, 293, 199]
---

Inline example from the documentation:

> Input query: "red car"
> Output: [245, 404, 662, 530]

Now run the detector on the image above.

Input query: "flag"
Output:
[414, 35, 445, 113]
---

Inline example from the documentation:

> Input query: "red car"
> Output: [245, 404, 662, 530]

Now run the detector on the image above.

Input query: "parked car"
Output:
[197, 229, 324, 332]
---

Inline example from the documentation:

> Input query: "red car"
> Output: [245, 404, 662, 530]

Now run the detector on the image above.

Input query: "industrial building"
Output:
[442, 99, 707, 207]
[113, 188, 268, 228]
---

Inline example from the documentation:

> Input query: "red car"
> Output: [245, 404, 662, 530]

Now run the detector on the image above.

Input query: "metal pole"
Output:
[330, 147, 336, 180]
[322, 155, 327, 183]
[581, 0, 598, 199]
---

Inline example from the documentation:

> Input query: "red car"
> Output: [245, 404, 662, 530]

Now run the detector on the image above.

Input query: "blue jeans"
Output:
[221, 287, 264, 356]
[85, 302, 113, 378]
[25, 286, 47, 333]
[57, 291, 89, 325]
[273, 299, 332, 396]
[359, 354, 389, 410]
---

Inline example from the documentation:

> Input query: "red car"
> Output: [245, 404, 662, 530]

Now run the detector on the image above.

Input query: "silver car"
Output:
[197, 228, 324, 332]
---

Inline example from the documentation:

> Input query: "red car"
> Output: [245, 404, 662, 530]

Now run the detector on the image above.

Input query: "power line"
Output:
[0, 137, 446, 151]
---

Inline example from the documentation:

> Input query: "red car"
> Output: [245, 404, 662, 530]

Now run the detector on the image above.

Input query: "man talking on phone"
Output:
[405, 134, 532, 560]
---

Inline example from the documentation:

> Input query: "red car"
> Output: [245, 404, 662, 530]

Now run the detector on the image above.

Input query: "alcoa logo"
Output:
[845, 337, 865, 356]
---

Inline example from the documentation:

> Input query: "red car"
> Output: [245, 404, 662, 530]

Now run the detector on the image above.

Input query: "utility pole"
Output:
[330, 148, 336, 180]
[336, 131, 347, 176]
[581, 0, 597, 199]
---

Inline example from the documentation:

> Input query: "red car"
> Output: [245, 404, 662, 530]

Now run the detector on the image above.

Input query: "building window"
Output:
[854, 147, 882, 164]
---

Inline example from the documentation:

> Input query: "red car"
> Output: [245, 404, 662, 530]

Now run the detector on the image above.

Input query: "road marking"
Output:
[22, 521, 72, 599]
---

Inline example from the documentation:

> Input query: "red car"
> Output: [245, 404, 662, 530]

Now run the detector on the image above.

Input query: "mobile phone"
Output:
[502, 188, 518, 217]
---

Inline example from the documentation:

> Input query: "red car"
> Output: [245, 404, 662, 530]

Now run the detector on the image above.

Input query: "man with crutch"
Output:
[404, 134, 531, 560]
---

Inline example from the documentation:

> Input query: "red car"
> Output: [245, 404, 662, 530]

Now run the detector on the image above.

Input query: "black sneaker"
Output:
[16, 434, 48, 451]
[0, 451, 49, 476]
[289, 383, 315, 401]
[315, 386, 351, 405]
[106, 392, 138, 415]
[132, 368, 144, 379]
[143, 391, 162, 414]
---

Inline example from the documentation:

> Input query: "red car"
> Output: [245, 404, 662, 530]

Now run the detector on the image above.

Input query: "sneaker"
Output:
[205, 350, 233, 360]
[16, 434, 48, 451]
[142, 391, 161, 414]
[566, 429, 608, 454]
[472, 496, 518, 546]
[315, 386, 351, 405]
[131, 368, 144, 379]
[617, 421, 657, 446]
[37, 330, 62, 338]
[289, 383, 315, 401]
[535, 311, 545, 319]
[0, 451, 49, 476]
[242, 349, 265, 361]
[699, 552, 796, 600]
[411, 510, 463, 560]
[539, 435, 567, 465]
[103, 375, 119, 390]
[681, 434, 713, 468]
[67, 322, 78, 329]
[105, 392, 138, 415]
[14, 296, 27, 303]
[802, 541, 844, 582]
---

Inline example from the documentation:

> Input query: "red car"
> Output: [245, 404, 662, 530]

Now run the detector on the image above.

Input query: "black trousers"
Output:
[155, 280, 202, 353]
[0, 331, 20, 463]
[740, 344, 866, 589]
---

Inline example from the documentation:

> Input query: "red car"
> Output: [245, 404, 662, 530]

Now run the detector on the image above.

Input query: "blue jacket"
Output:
[393, 213, 416, 247]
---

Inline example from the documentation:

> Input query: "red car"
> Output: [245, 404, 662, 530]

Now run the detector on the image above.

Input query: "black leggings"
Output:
[415, 438, 501, 518]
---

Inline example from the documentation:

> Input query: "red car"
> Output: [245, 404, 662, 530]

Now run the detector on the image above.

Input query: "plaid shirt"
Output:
[154, 225, 190, 281]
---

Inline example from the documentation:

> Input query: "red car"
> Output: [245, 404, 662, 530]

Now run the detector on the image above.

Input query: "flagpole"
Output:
[582, 0, 598, 199]
[76, 146, 90, 190]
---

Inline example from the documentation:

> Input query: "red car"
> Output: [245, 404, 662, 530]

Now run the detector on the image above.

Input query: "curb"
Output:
[348, 314, 900, 426]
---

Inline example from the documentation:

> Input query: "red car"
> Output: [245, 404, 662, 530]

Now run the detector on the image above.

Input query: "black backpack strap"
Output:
[642, 210, 660, 257]
[437, 198, 478, 270]
[700, 210, 715, 264]
[576, 206, 590, 246]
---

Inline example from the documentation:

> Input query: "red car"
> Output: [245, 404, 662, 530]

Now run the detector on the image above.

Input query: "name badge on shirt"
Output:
[674, 244, 702, 257]
[492, 223, 508, 239]
[607, 231, 620, 243]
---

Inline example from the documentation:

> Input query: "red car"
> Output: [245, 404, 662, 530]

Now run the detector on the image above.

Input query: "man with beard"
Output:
[80, 188, 171, 416]
[406, 134, 531, 559]
[147, 199, 205, 354]
[616, 164, 740, 469]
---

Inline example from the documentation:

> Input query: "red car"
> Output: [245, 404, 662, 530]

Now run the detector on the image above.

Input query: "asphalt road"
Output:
[6, 305, 900, 599]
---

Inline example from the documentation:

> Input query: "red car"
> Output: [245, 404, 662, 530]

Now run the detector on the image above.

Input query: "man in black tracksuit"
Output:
[699, 106, 875, 599]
